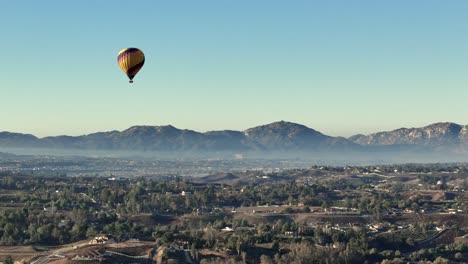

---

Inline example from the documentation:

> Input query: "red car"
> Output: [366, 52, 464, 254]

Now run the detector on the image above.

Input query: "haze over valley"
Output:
[1, 121, 467, 164]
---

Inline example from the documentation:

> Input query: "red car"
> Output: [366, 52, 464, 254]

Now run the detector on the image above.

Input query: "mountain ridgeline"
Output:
[0, 121, 355, 152]
[1, 121, 468, 160]
[349, 122, 468, 147]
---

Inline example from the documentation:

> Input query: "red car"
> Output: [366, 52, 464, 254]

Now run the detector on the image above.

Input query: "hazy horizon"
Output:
[1, 1, 467, 138]
[1, 119, 466, 139]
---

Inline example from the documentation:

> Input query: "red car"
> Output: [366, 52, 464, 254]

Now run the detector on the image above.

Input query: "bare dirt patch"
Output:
[107, 241, 155, 255]
[0, 245, 38, 254]
[199, 249, 228, 258]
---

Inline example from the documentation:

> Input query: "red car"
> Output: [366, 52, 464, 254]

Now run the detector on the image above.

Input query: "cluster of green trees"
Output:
[0, 169, 467, 263]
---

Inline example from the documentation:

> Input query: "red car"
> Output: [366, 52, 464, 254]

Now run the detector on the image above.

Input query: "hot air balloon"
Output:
[117, 48, 145, 83]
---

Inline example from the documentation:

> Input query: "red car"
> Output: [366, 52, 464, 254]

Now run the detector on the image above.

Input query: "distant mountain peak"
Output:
[349, 122, 466, 146]
[244, 121, 321, 135]
[124, 124, 178, 131]
[242, 121, 329, 149]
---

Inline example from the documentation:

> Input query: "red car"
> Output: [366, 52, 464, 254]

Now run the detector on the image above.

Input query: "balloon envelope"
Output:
[117, 48, 145, 83]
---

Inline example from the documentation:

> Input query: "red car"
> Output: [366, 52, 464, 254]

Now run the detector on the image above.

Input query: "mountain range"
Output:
[349, 122, 468, 147]
[1, 121, 467, 157]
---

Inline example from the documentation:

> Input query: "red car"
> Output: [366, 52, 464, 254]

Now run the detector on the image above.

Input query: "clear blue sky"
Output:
[1, 1, 467, 137]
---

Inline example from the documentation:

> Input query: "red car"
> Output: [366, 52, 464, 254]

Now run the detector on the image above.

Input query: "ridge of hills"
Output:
[349, 122, 468, 146]
[0, 121, 354, 151]
[0, 121, 467, 155]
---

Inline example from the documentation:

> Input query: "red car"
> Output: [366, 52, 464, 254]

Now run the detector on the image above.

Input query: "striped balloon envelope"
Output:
[117, 48, 145, 83]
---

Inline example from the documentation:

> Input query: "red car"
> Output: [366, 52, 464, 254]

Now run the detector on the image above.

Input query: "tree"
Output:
[260, 254, 272, 264]
[271, 240, 280, 253]
[433, 257, 449, 264]
[86, 226, 98, 237]
[4, 256, 14, 264]
[406, 237, 415, 247]
[241, 251, 247, 263]
[395, 250, 401, 257]
[280, 242, 318, 264]
[321, 201, 329, 211]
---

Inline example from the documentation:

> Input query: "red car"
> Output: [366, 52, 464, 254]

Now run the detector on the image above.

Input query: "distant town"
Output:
[0, 154, 323, 178]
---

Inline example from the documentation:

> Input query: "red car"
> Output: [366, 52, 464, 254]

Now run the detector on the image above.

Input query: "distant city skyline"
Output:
[1, 1, 467, 137]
